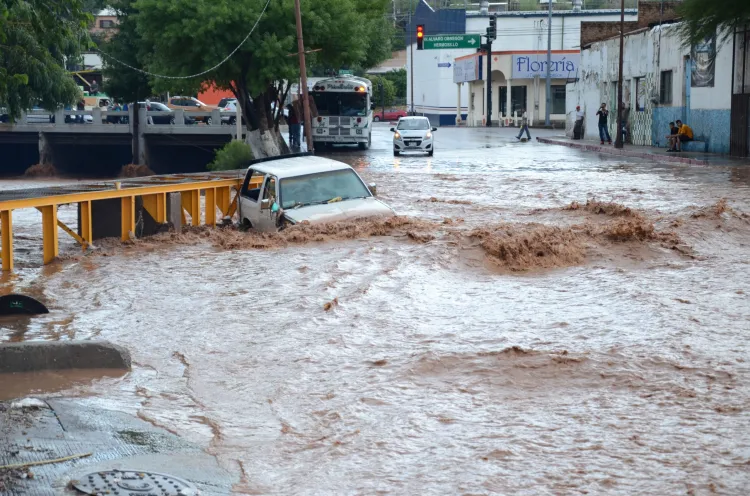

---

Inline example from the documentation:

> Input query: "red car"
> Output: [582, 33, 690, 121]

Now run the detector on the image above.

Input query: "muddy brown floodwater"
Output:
[1, 127, 750, 494]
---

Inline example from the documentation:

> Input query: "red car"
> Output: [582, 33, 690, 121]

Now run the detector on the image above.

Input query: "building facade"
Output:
[406, 1, 637, 126]
[567, 23, 732, 154]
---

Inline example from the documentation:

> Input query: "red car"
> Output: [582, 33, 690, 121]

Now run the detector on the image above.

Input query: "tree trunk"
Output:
[233, 85, 290, 158]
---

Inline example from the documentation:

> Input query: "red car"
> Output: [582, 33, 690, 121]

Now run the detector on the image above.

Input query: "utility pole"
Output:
[614, 0, 625, 149]
[544, 0, 552, 126]
[486, 15, 496, 127]
[410, 26, 415, 115]
[294, 0, 314, 153]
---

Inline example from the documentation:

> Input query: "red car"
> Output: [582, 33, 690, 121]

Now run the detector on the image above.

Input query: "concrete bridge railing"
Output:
[9, 108, 236, 129]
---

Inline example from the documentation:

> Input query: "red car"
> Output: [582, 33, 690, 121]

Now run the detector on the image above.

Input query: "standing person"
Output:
[286, 103, 301, 149]
[573, 105, 584, 140]
[596, 103, 611, 145]
[516, 109, 531, 141]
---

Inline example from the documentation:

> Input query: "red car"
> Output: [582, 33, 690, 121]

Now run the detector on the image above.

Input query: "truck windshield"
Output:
[279, 169, 371, 209]
[312, 93, 368, 117]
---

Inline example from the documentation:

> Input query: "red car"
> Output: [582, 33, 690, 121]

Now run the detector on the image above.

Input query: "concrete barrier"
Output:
[0, 341, 131, 373]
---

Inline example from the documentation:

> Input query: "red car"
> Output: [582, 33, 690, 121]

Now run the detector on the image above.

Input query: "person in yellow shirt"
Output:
[668, 119, 694, 152]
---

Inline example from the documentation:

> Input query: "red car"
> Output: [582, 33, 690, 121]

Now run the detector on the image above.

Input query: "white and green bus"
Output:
[310, 76, 373, 150]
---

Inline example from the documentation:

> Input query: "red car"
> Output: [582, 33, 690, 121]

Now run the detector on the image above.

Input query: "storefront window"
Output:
[551, 85, 565, 114]
[499, 86, 527, 116]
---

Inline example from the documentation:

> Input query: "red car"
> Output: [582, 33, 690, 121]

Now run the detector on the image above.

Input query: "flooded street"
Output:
[2, 125, 750, 494]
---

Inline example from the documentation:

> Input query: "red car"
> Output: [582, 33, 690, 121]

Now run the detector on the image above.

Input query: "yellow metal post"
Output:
[226, 190, 238, 218]
[121, 196, 135, 241]
[205, 188, 216, 226]
[80, 200, 92, 248]
[181, 191, 200, 226]
[217, 186, 231, 216]
[142, 193, 167, 223]
[40, 205, 59, 264]
[1, 210, 13, 272]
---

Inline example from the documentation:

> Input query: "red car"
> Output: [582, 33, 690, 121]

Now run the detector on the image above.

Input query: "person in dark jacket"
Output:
[286, 104, 301, 149]
[596, 103, 611, 145]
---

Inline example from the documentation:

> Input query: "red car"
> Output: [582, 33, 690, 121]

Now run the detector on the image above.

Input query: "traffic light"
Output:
[416, 24, 424, 50]
[488, 15, 497, 41]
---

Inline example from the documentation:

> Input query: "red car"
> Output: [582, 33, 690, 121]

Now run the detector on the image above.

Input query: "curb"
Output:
[535, 137, 711, 166]
[0, 340, 131, 373]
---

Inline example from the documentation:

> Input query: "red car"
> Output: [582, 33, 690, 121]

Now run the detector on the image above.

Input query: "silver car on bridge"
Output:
[238, 154, 394, 231]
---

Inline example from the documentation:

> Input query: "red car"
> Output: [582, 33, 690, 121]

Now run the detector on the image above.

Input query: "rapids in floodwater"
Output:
[1, 126, 749, 494]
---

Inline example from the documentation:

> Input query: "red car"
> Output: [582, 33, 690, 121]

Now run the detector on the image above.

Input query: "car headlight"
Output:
[394, 132, 401, 139]
[425, 132, 432, 139]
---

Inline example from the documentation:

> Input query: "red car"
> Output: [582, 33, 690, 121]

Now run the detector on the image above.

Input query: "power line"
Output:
[95, 0, 272, 80]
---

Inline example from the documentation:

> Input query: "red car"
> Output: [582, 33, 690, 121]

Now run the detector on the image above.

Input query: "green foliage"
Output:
[369, 76, 396, 108]
[381, 68, 406, 99]
[101, 0, 152, 102]
[208, 140, 254, 171]
[0, 0, 91, 120]
[676, 0, 750, 46]
[130, 0, 393, 131]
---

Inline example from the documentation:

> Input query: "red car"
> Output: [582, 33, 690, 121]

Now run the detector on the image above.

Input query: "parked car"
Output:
[26, 106, 55, 124]
[217, 97, 236, 109]
[167, 96, 216, 124]
[220, 99, 239, 125]
[143, 101, 195, 125]
[391, 116, 437, 157]
[238, 154, 393, 232]
[374, 109, 407, 122]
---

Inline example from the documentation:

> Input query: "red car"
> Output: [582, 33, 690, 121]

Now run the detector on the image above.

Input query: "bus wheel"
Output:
[358, 134, 371, 150]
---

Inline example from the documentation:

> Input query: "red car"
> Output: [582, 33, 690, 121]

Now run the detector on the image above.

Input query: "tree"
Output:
[131, 0, 393, 156]
[101, 0, 151, 103]
[677, 0, 750, 46]
[0, 0, 91, 121]
[382, 68, 407, 100]
[369, 76, 396, 109]
[209, 140, 254, 171]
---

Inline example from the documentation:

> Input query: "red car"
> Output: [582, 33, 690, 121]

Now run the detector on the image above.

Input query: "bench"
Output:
[680, 140, 708, 152]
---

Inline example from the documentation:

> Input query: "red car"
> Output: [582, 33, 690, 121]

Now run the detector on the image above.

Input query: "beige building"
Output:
[90, 8, 118, 38]
[455, 50, 578, 127]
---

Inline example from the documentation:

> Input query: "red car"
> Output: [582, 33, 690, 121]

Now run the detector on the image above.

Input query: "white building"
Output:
[567, 23, 732, 154]
[406, 3, 638, 126]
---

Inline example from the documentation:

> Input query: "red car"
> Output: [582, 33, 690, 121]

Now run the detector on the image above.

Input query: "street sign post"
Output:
[423, 34, 481, 50]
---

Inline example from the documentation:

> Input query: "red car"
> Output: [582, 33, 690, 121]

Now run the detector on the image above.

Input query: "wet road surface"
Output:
[1, 125, 750, 494]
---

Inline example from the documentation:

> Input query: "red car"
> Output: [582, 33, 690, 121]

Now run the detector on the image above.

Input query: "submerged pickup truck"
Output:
[238, 154, 394, 232]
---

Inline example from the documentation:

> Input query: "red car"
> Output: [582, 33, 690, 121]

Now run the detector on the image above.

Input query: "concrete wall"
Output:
[569, 23, 733, 154]
[580, 1, 681, 46]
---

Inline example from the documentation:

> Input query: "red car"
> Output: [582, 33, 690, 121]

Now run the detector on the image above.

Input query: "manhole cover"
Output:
[72, 470, 198, 495]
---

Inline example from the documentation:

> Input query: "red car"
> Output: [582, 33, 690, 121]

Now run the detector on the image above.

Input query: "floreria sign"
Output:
[512, 53, 580, 79]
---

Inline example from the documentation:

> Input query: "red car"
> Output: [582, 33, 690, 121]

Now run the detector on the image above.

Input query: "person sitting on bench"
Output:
[668, 120, 693, 152]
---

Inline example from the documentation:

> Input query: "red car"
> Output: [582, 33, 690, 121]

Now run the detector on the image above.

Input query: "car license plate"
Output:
[406, 141, 417, 147]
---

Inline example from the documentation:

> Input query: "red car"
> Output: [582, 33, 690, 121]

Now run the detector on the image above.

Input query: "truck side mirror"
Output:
[368, 183, 377, 196]
[261, 199, 271, 210]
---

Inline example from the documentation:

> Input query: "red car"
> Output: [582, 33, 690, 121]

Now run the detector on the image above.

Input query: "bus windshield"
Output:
[312, 92, 368, 117]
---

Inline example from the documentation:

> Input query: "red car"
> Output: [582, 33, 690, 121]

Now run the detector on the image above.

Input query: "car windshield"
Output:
[193, 99, 207, 106]
[279, 169, 371, 209]
[311, 92, 368, 117]
[397, 119, 429, 130]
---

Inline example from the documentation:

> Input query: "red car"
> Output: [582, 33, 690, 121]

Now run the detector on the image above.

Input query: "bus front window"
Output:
[312, 93, 367, 117]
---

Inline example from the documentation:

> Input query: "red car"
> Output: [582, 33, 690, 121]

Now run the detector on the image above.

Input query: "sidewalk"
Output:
[536, 136, 749, 167]
[0, 398, 235, 495]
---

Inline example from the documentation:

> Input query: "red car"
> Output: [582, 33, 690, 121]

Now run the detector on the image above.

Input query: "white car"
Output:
[238, 154, 394, 232]
[220, 99, 238, 125]
[391, 116, 437, 156]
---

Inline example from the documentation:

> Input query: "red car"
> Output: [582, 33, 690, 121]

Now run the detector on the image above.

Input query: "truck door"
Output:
[255, 174, 280, 232]
[239, 168, 264, 228]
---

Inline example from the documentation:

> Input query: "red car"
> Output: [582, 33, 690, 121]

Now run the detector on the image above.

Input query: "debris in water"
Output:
[119, 164, 155, 177]
[564, 199, 639, 217]
[323, 298, 339, 311]
[24, 163, 57, 177]
[691, 199, 730, 219]
[425, 197, 472, 205]
[371, 359, 388, 367]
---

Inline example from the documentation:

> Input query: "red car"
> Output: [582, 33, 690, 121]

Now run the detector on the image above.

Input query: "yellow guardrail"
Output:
[0, 174, 253, 272]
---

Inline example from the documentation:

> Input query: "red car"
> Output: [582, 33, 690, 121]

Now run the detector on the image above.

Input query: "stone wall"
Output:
[581, 1, 681, 47]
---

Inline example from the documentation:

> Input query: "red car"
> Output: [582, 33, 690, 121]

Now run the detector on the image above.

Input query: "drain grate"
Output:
[72, 470, 198, 495]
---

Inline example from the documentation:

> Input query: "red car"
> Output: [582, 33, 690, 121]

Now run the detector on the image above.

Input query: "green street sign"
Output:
[423, 34, 481, 50]
[338, 70, 353, 75]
